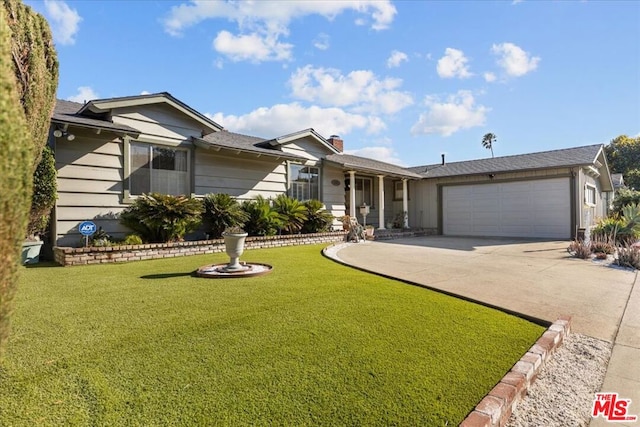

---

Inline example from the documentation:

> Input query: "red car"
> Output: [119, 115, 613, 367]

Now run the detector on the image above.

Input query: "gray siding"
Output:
[194, 150, 287, 200]
[54, 129, 127, 246]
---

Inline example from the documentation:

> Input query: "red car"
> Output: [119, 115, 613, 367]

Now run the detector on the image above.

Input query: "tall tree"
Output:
[605, 135, 640, 190]
[0, 0, 58, 360]
[482, 133, 496, 158]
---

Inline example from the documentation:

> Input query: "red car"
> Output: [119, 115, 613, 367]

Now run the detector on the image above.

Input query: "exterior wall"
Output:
[321, 163, 347, 229]
[54, 129, 128, 247]
[194, 150, 287, 200]
[579, 169, 608, 230]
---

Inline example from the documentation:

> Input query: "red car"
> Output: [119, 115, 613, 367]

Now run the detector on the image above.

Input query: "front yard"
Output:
[0, 245, 544, 426]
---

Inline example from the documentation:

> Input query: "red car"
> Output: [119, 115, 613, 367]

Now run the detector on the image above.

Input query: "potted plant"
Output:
[222, 226, 248, 271]
[365, 225, 375, 238]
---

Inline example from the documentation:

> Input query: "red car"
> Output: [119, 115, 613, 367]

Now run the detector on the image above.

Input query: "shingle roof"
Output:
[52, 99, 141, 135]
[325, 153, 423, 179]
[408, 144, 605, 178]
[196, 131, 306, 160]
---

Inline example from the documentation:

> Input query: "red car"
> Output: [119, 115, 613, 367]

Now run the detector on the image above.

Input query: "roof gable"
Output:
[52, 99, 141, 136]
[261, 128, 341, 154]
[78, 92, 223, 134]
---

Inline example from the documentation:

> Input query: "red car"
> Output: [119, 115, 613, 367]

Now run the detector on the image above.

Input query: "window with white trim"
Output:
[585, 184, 597, 206]
[355, 177, 372, 207]
[393, 180, 410, 201]
[290, 164, 320, 201]
[130, 142, 189, 196]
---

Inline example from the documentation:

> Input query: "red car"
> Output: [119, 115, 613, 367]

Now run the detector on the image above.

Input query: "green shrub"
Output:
[202, 193, 248, 239]
[241, 196, 281, 236]
[26, 145, 56, 238]
[123, 234, 143, 245]
[273, 194, 307, 234]
[612, 188, 640, 216]
[120, 193, 203, 243]
[301, 199, 334, 233]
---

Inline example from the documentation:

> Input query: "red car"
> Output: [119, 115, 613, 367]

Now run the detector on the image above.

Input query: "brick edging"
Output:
[460, 315, 572, 427]
[53, 231, 347, 266]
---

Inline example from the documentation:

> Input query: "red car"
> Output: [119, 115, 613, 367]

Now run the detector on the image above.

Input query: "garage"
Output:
[442, 177, 571, 239]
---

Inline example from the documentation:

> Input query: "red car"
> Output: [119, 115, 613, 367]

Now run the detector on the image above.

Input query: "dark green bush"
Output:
[612, 188, 640, 216]
[301, 199, 334, 233]
[120, 193, 202, 243]
[27, 145, 56, 238]
[202, 193, 248, 239]
[241, 196, 281, 236]
[273, 194, 307, 234]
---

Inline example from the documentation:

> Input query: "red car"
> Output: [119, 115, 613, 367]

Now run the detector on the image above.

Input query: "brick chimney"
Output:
[327, 135, 343, 152]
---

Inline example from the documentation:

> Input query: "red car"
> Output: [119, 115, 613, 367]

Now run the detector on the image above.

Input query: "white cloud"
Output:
[411, 90, 489, 136]
[163, 1, 395, 62]
[436, 48, 472, 79]
[387, 50, 408, 68]
[484, 72, 497, 82]
[140, 91, 151, 95]
[44, 0, 82, 45]
[213, 30, 293, 62]
[491, 42, 540, 77]
[66, 86, 98, 103]
[289, 65, 413, 114]
[207, 103, 385, 138]
[345, 146, 404, 166]
[313, 33, 330, 50]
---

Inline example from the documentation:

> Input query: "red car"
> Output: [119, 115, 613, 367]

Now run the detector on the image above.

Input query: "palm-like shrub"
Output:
[592, 216, 625, 242]
[119, 193, 203, 243]
[273, 194, 307, 234]
[241, 196, 281, 236]
[614, 203, 640, 244]
[202, 193, 248, 238]
[301, 199, 334, 233]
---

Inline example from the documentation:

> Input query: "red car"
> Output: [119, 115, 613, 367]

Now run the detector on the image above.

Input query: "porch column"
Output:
[349, 170, 356, 218]
[377, 175, 385, 229]
[402, 179, 409, 228]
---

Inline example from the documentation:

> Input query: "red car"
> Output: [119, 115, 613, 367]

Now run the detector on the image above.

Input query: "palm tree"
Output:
[482, 133, 496, 158]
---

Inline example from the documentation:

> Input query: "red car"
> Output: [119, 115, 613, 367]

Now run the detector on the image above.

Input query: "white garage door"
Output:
[443, 178, 571, 239]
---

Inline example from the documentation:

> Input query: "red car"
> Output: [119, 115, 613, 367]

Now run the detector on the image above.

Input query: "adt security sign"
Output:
[79, 221, 97, 236]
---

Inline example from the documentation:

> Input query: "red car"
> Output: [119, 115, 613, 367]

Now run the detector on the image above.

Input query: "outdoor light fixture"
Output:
[53, 128, 75, 140]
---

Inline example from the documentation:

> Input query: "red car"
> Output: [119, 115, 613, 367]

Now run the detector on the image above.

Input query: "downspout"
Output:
[570, 169, 577, 239]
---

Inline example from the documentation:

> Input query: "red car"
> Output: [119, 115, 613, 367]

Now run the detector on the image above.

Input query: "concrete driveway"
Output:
[334, 236, 637, 342]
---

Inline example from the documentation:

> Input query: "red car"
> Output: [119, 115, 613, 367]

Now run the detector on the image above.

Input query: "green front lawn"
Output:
[0, 244, 544, 426]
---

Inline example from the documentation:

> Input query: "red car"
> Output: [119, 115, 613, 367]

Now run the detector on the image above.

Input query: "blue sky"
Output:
[27, 0, 640, 167]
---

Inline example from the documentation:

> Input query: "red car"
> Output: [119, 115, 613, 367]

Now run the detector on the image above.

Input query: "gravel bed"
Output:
[508, 333, 612, 427]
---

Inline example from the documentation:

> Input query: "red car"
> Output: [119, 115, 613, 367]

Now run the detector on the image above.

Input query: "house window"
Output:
[290, 164, 319, 201]
[393, 180, 409, 201]
[355, 177, 372, 207]
[585, 184, 597, 206]
[130, 142, 189, 196]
